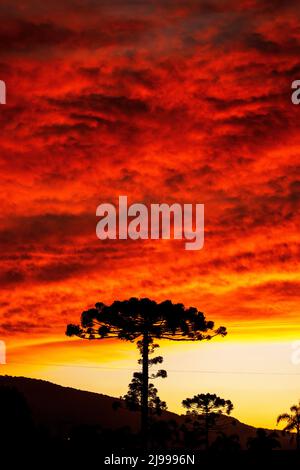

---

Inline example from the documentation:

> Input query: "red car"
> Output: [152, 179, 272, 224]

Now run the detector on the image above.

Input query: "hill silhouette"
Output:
[0, 374, 292, 450]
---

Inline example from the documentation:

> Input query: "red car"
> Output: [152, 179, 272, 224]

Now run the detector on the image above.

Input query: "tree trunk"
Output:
[141, 331, 149, 449]
[205, 415, 209, 451]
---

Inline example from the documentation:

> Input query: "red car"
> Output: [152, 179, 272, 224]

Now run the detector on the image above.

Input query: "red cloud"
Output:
[0, 0, 299, 342]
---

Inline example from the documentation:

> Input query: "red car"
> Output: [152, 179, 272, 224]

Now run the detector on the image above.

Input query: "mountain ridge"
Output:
[0, 374, 292, 449]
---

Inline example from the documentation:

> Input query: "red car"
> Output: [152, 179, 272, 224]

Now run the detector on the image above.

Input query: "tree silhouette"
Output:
[149, 419, 180, 448]
[122, 340, 167, 415]
[182, 393, 233, 450]
[211, 432, 240, 452]
[247, 428, 280, 452]
[277, 401, 300, 450]
[0, 385, 34, 445]
[123, 373, 167, 415]
[66, 297, 227, 447]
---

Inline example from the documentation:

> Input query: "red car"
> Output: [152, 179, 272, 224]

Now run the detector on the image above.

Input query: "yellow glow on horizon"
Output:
[2, 328, 300, 430]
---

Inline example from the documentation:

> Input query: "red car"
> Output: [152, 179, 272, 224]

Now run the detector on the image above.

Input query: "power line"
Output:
[3, 360, 300, 376]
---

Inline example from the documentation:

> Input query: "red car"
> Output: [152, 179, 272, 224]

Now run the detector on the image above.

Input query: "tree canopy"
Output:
[66, 297, 227, 341]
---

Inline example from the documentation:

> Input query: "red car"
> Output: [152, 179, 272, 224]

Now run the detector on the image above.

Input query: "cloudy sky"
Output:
[0, 0, 299, 428]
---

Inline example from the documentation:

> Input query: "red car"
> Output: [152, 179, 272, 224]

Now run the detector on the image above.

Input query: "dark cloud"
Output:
[49, 94, 149, 117]
[0, 20, 73, 54]
[244, 33, 280, 54]
[0, 269, 25, 287]
[0, 213, 94, 252]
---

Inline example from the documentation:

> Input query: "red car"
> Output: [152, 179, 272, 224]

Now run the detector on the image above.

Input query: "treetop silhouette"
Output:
[182, 393, 234, 450]
[66, 297, 227, 448]
[66, 297, 227, 341]
[277, 401, 300, 450]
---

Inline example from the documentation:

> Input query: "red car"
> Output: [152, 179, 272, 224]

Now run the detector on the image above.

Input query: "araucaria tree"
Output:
[277, 401, 300, 450]
[182, 393, 233, 450]
[66, 297, 227, 446]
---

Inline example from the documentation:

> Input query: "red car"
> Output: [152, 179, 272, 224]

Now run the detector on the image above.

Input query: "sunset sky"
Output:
[0, 0, 299, 429]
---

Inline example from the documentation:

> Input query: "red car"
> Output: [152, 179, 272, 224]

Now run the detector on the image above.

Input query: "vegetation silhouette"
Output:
[1, 375, 300, 465]
[277, 401, 300, 450]
[0, 385, 34, 446]
[210, 432, 241, 452]
[66, 297, 227, 447]
[149, 419, 180, 448]
[182, 393, 234, 450]
[122, 371, 167, 415]
[118, 341, 167, 416]
[247, 428, 281, 452]
[70, 423, 135, 450]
